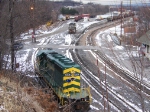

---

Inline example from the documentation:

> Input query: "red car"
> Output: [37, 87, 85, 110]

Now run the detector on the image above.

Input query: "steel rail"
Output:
[71, 49, 139, 112]
[86, 24, 150, 96]
[70, 18, 146, 111]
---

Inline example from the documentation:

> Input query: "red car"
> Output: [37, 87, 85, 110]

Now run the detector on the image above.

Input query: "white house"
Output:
[137, 30, 150, 59]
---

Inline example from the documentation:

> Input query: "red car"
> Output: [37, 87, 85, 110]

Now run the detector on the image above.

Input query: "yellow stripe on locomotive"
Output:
[63, 67, 81, 74]
[63, 67, 81, 93]
[63, 81, 80, 87]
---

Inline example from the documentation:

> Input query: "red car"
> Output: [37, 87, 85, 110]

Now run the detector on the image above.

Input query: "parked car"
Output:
[13, 41, 23, 50]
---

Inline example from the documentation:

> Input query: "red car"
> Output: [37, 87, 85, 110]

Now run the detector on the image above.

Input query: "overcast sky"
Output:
[62, 0, 150, 5]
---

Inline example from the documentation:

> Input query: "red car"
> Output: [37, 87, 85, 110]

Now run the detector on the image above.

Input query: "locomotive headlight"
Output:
[66, 79, 71, 83]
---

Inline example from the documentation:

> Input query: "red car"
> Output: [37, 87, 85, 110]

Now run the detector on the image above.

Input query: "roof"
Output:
[37, 49, 81, 70]
[137, 30, 150, 45]
[69, 23, 76, 26]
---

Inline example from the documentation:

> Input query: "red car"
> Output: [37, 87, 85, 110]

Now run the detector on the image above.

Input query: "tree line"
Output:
[61, 7, 79, 15]
[0, 0, 61, 70]
[0, 0, 111, 70]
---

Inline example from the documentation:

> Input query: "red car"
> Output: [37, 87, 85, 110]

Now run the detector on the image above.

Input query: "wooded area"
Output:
[0, 0, 111, 71]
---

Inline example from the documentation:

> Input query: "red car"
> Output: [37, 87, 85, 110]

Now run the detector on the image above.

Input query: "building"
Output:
[137, 30, 150, 59]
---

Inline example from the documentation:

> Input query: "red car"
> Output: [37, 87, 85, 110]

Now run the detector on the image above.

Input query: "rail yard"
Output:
[1, 12, 150, 112]
[70, 19, 150, 111]
[19, 16, 150, 111]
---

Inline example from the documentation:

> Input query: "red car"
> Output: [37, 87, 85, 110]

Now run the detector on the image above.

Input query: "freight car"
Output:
[107, 10, 135, 21]
[34, 49, 91, 111]
[107, 11, 120, 21]
[74, 15, 82, 22]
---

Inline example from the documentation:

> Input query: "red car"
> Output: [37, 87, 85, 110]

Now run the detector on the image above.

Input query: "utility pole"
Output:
[130, 0, 131, 11]
[120, 1, 123, 39]
[9, 0, 15, 71]
[105, 63, 110, 112]
[31, 0, 36, 43]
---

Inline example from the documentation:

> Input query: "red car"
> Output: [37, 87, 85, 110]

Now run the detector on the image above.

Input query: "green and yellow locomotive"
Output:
[34, 49, 91, 111]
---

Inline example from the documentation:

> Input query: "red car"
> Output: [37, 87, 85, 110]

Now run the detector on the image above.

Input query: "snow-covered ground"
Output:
[1, 19, 102, 111]
[3, 18, 150, 111]
[95, 24, 150, 82]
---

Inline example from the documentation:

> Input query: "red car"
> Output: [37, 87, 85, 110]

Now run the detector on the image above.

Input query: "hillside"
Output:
[0, 71, 58, 112]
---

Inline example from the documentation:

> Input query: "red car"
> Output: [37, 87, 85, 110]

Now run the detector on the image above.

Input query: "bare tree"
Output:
[0, 0, 59, 70]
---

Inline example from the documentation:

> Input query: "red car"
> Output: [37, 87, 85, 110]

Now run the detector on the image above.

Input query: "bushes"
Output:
[25, 87, 58, 112]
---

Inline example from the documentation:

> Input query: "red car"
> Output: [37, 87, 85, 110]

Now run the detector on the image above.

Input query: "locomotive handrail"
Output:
[34, 49, 91, 111]
[87, 86, 92, 103]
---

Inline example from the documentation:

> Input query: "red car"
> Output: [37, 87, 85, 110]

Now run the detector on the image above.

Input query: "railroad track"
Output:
[70, 19, 149, 111]
[30, 18, 149, 111]
[71, 49, 139, 112]
[86, 23, 150, 96]
[93, 50, 150, 95]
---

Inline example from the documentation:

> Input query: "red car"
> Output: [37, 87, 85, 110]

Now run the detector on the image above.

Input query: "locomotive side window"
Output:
[64, 73, 71, 76]
[74, 73, 80, 76]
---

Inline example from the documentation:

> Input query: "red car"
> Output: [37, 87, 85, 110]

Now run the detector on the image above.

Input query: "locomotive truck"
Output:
[34, 49, 91, 111]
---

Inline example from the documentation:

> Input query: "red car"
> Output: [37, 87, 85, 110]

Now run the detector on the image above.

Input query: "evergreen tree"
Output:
[61, 7, 78, 15]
